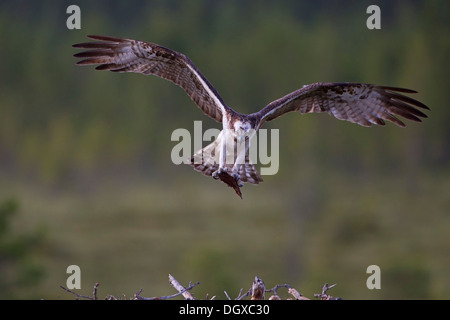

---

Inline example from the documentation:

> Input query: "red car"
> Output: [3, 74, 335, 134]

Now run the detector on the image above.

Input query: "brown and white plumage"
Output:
[256, 82, 428, 128]
[73, 35, 230, 122]
[73, 35, 429, 198]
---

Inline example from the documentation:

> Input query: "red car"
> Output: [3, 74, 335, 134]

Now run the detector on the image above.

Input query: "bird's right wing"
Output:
[73, 35, 233, 123]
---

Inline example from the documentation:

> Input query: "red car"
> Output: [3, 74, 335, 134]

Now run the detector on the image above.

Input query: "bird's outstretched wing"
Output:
[255, 82, 429, 127]
[73, 35, 232, 123]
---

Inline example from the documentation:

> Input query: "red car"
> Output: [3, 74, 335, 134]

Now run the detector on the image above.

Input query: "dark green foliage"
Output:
[0, 199, 46, 299]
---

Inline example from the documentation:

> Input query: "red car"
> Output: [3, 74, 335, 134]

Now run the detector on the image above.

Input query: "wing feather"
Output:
[73, 35, 233, 123]
[256, 82, 429, 128]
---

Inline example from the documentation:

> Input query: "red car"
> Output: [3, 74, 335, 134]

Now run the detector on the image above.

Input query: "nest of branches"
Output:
[61, 274, 341, 300]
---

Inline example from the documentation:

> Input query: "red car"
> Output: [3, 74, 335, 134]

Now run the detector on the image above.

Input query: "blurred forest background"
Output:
[0, 0, 449, 299]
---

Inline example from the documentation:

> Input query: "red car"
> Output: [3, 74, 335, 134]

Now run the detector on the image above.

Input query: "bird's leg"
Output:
[231, 136, 249, 188]
[212, 134, 228, 179]
[231, 163, 243, 188]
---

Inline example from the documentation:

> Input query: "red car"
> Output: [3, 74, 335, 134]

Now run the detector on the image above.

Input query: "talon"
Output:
[213, 167, 227, 180]
[232, 172, 243, 187]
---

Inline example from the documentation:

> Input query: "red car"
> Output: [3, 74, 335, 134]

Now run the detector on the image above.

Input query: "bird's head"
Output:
[234, 120, 253, 144]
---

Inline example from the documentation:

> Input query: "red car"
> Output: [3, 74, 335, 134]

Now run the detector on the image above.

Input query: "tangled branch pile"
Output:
[60, 274, 341, 300]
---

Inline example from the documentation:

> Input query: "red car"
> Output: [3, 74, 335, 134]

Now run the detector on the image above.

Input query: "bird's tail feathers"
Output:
[189, 141, 263, 185]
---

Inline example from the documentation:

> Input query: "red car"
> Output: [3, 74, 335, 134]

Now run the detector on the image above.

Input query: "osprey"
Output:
[73, 35, 429, 198]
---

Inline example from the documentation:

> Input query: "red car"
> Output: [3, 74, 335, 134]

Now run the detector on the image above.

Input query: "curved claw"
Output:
[232, 172, 244, 188]
[213, 167, 227, 180]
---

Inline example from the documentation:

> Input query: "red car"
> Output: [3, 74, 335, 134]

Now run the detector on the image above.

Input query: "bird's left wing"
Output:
[73, 35, 232, 123]
[255, 82, 429, 128]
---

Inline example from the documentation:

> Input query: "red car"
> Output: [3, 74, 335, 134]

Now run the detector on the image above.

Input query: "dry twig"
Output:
[60, 284, 95, 300]
[135, 276, 200, 300]
[169, 274, 197, 300]
[288, 287, 310, 300]
[314, 283, 341, 300]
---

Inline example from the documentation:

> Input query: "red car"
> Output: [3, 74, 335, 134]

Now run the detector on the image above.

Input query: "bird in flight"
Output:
[73, 35, 429, 198]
